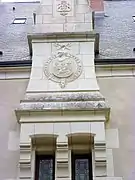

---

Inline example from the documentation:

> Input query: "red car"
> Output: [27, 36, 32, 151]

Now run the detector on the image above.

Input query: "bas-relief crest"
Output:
[55, 43, 71, 51]
[57, 0, 71, 16]
[44, 44, 83, 88]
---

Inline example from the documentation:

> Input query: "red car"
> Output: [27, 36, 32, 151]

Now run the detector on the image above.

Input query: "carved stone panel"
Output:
[53, 0, 74, 17]
[44, 50, 83, 88]
[57, 0, 71, 16]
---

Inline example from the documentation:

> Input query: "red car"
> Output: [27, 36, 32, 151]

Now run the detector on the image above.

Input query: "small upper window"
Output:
[13, 18, 26, 24]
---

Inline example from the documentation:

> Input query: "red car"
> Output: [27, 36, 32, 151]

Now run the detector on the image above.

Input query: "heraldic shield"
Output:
[44, 51, 83, 88]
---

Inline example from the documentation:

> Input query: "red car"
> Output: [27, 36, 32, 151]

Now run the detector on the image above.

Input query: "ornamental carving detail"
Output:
[54, 43, 71, 51]
[57, 0, 71, 16]
[44, 51, 83, 88]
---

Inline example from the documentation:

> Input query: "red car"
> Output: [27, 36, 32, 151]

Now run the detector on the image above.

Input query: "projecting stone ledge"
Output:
[24, 91, 105, 102]
[15, 100, 110, 122]
[17, 101, 109, 110]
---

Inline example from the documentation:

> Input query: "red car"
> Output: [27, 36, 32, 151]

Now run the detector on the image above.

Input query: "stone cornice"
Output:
[24, 92, 105, 102]
[17, 101, 109, 111]
[0, 60, 135, 69]
[15, 100, 110, 122]
[0, 64, 135, 79]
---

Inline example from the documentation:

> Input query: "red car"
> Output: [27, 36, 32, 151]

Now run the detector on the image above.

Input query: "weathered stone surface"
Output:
[24, 92, 105, 102]
[17, 101, 109, 111]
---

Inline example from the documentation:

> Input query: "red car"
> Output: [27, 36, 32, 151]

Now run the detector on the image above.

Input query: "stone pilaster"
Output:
[94, 142, 107, 177]
[19, 143, 32, 180]
[55, 142, 69, 180]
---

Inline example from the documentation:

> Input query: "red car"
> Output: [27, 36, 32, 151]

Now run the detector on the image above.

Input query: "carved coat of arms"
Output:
[44, 51, 83, 88]
[57, 0, 71, 16]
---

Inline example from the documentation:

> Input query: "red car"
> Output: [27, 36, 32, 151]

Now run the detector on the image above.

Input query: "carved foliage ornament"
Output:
[44, 51, 83, 88]
[57, 0, 71, 16]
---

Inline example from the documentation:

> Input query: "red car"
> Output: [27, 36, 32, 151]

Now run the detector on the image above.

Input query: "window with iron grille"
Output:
[72, 153, 93, 180]
[35, 154, 55, 180]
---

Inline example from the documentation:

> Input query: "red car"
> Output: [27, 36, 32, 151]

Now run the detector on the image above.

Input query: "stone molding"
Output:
[17, 92, 110, 114]
[24, 92, 105, 102]
[1, 67, 135, 80]
[0, 63, 135, 80]
[17, 101, 109, 110]
[16, 101, 110, 122]
[19, 143, 31, 179]
[56, 142, 69, 178]
[16, 91, 110, 121]
[94, 141, 107, 176]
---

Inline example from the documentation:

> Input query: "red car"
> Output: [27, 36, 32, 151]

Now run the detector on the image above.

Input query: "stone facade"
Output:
[0, 0, 134, 180]
[14, 0, 121, 180]
[0, 76, 134, 180]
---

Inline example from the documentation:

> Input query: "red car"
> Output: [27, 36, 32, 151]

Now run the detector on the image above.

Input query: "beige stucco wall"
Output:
[98, 77, 135, 180]
[0, 79, 28, 180]
[0, 77, 135, 179]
